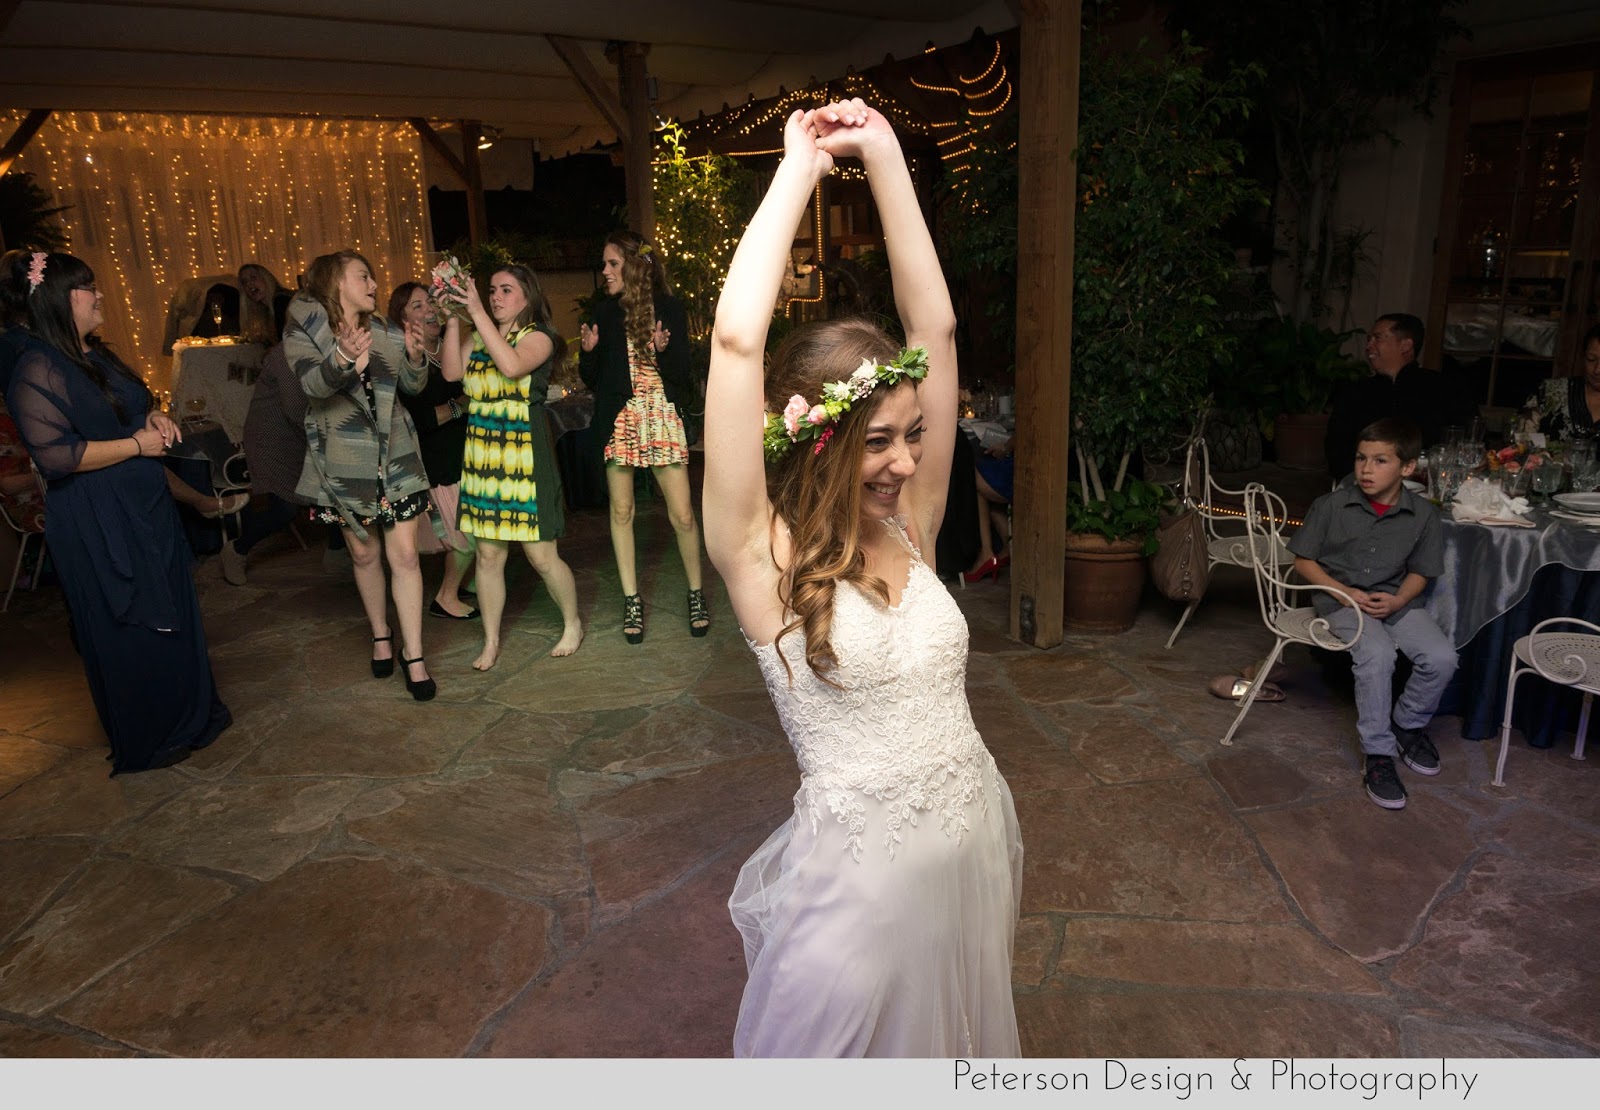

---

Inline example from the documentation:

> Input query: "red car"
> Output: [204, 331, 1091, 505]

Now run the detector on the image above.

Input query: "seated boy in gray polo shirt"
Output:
[1288, 418, 1459, 810]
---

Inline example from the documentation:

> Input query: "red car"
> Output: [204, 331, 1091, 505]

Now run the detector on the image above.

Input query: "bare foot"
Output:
[472, 641, 500, 671]
[549, 622, 584, 658]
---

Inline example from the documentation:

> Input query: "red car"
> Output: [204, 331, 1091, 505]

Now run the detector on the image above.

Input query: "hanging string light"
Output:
[4, 110, 430, 387]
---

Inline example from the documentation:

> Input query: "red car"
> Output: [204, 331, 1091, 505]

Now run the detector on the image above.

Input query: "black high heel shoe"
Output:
[687, 588, 710, 638]
[623, 593, 644, 645]
[371, 633, 395, 678]
[401, 655, 436, 701]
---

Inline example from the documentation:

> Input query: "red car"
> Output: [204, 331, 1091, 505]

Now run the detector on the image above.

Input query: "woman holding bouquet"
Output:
[579, 230, 708, 643]
[284, 250, 437, 701]
[441, 263, 582, 669]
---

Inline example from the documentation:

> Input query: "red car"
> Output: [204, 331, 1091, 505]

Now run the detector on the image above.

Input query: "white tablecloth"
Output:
[169, 339, 266, 444]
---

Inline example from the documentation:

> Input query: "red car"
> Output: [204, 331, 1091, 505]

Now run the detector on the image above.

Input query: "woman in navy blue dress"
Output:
[4, 252, 230, 773]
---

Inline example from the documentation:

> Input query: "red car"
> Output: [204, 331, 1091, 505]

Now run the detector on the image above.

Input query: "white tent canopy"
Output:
[0, 0, 1018, 156]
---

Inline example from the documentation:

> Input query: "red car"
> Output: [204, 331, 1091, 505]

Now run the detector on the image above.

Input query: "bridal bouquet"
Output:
[430, 255, 473, 321]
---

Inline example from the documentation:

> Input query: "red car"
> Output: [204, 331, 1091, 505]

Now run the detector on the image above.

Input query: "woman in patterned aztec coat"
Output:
[283, 250, 437, 701]
[440, 264, 583, 669]
[702, 100, 1022, 1057]
[578, 229, 709, 644]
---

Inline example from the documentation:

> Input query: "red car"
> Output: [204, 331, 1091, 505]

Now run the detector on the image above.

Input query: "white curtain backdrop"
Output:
[10, 112, 432, 389]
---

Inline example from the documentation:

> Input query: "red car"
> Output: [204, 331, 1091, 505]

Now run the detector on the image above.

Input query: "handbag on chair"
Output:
[1150, 508, 1210, 603]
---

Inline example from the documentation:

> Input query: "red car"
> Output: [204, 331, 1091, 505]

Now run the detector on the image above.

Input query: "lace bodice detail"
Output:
[746, 518, 997, 860]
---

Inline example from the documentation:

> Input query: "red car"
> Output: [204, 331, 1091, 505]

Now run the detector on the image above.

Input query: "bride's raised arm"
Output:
[702, 106, 836, 575]
[814, 102, 959, 541]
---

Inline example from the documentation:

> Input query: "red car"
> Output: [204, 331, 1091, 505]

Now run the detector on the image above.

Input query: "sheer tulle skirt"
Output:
[729, 766, 1023, 1058]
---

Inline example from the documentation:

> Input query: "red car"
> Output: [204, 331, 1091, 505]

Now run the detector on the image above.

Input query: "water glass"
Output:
[1501, 465, 1532, 499]
[1531, 461, 1564, 500]
[1432, 461, 1464, 505]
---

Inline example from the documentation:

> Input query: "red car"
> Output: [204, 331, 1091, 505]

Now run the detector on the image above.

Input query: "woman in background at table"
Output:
[392, 281, 477, 620]
[238, 263, 293, 345]
[441, 264, 582, 668]
[284, 250, 437, 701]
[579, 230, 708, 643]
[5, 251, 231, 772]
[1527, 322, 1600, 440]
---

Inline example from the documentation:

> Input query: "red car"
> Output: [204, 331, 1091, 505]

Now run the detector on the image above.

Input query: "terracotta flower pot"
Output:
[1063, 532, 1148, 633]
[1274, 412, 1330, 471]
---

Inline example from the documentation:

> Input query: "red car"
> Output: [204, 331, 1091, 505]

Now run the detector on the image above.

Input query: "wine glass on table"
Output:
[210, 299, 224, 333]
[1529, 455, 1563, 503]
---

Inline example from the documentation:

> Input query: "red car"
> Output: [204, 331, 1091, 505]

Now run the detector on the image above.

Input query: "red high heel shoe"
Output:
[962, 556, 1003, 584]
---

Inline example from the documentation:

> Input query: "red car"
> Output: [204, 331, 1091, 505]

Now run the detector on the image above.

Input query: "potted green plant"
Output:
[1063, 478, 1172, 631]
[1253, 319, 1367, 469]
[1065, 37, 1260, 630]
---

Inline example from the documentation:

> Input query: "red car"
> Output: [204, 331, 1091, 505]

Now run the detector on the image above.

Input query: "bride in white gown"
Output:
[702, 98, 1023, 1058]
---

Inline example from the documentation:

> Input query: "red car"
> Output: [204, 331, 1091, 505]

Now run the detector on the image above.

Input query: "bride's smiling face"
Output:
[857, 383, 922, 522]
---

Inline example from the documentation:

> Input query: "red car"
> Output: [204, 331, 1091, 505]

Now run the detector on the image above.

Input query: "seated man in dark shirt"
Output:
[1324, 313, 1475, 480]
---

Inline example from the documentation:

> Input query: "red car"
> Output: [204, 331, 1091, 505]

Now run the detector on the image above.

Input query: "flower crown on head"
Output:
[762, 346, 929, 462]
[26, 252, 47, 294]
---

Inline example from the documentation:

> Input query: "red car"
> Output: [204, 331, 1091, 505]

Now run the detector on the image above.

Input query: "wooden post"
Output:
[459, 121, 488, 247]
[1010, 0, 1080, 648]
[612, 41, 655, 240]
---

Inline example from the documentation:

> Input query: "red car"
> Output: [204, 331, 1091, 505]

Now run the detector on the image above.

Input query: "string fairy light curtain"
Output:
[8, 112, 431, 389]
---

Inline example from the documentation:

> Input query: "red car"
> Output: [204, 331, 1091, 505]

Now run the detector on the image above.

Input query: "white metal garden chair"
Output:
[1166, 436, 1294, 649]
[1220, 482, 1365, 745]
[1493, 617, 1598, 786]
[2, 460, 48, 613]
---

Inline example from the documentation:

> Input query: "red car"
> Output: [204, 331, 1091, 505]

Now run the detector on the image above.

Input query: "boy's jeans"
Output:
[1325, 607, 1459, 757]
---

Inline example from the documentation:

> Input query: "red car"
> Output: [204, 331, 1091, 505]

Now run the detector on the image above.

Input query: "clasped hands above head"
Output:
[783, 98, 894, 177]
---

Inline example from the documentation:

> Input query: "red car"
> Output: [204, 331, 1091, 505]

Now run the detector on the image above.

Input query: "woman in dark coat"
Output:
[4, 251, 230, 773]
[391, 281, 476, 620]
[578, 230, 708, 643]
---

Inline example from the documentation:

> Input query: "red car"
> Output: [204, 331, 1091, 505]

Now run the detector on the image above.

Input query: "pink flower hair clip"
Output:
[26, 252, 47, 294]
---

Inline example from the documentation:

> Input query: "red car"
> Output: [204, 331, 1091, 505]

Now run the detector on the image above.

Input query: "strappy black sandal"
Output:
[371, 633, 395, 678]
[401, 655, 436, 702]
[687, 588, 710, 638]
[623, 593, 644, 645]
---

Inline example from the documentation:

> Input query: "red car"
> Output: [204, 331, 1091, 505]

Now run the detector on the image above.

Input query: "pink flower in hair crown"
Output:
[782, 394, 809, 437]
[26, 252, 47, 293]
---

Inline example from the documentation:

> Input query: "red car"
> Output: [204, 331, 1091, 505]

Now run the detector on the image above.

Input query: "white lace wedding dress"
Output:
[730, 517, 1023, 1057]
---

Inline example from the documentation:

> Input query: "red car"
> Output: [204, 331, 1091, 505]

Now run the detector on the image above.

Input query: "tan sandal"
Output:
[1208, 674, 1286, 702]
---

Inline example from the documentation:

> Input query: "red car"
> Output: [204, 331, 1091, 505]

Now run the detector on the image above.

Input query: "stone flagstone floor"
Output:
[1, 493, 1596, 1059]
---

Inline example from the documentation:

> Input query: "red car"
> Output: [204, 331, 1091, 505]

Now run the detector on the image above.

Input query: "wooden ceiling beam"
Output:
[546, 34, 629, 143]
[0, 109, 52, 177]
[408, 117, 468, 185]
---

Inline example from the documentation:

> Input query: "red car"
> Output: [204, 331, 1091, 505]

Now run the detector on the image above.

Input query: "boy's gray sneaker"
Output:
[1394, 722, 1440, 776]
[1364, 755, 1407, 810]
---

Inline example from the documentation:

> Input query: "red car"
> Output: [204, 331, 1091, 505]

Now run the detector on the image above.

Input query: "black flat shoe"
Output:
[401, 655, 436, 702]
[429, 600, 480, 621]
[371, 633, 395, 678]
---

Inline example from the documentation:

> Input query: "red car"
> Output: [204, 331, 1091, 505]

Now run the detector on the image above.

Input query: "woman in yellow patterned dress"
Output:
[441, 265, 582, 669]
[578, 231, 708, 644]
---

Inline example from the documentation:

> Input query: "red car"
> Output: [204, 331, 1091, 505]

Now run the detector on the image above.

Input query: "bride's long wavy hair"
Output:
[765, 317, 907, 684]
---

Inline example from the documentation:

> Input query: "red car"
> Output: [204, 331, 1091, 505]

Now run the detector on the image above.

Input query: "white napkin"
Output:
[1451, 477, 1534, 527]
